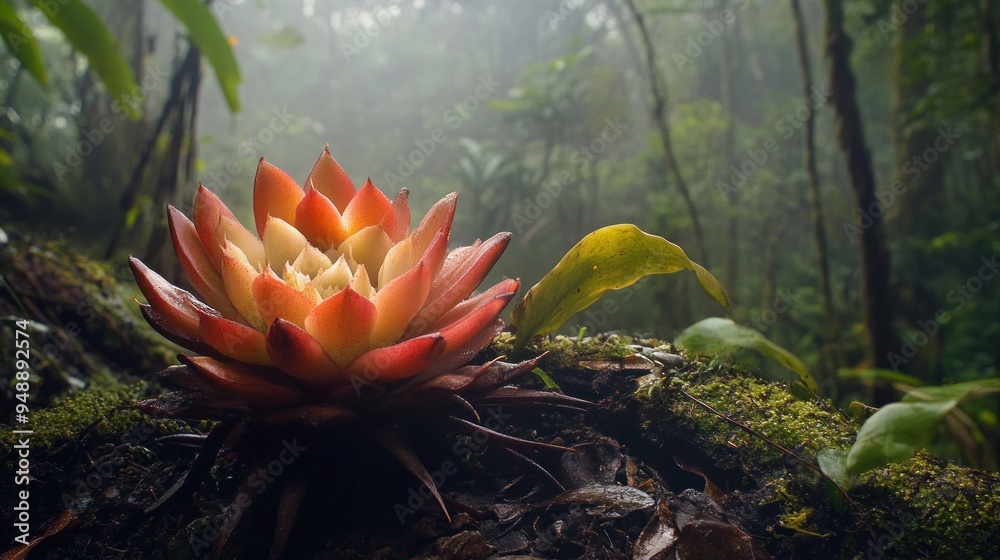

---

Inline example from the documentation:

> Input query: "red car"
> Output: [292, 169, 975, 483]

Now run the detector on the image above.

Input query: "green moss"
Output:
[777, 507, 834, 538]
[855, 453, 1000, 558]
[648, 363, 856, 460]
[0, 382, 148, 452]
[495, 332, 636, 371]
[1, 238, 177, 383]
[640, 358, 1000, 558]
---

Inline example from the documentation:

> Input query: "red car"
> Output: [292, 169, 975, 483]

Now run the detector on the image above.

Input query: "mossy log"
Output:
[0, 237, 997, 559]
[0, 230, 174, 399]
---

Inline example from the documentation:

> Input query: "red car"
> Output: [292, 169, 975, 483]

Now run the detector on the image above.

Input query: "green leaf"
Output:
[674, 317, 816, 390]
[817, 448, 849, 489]
[900, 378, 1000, 403]
[845, 377, 1000, 476]
[839, 367, 923, 388]
[510, 224, 730, 350]
[158, 0, 241, 112]
[530, 367, 560, 391]
[0, 1, 47, 85]
[29, 0, 139, 118]
[845, 400, 957, 476]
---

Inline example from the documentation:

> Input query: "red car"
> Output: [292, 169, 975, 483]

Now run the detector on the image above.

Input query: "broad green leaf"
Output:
[0, 1, 47, 85]
[674, 317, 816, 390]
[30, 0, 139, 118]
[901, 378, 1000, 403]
[158, 0, 241, 112]
[510, 224, 730, 349]
[845, 377, 999, 476]
[817, 448, 849, 489]
[845, 400, 957, 476]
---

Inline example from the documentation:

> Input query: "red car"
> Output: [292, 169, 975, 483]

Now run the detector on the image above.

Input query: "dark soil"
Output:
[2, 232, 998, 560]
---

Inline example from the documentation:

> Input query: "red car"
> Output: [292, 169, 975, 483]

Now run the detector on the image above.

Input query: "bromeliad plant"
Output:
[131, 146, 729, 558]
[132, 146, 527, 412]
[131, 147, 588, 558]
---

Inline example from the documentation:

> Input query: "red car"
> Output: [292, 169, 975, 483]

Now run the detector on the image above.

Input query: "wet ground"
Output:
[3, 233, 999, 560]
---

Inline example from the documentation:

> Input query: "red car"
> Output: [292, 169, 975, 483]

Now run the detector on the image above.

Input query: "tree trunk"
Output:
[104, 45, 203, 265]
[979, 0, 1000, 170]
[720, 0, 739, 302]
[789, 0, 838, 376]
[80, 0, 148, 235]
[889, 0, 943, 235]
[887, 0, 949, 385]
[822, 0, 897, 401]
[619, 0, 709, 266]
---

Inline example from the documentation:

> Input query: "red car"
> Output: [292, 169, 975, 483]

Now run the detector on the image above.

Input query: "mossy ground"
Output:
[633, 349, 1000, 559]
[0, 381, 147, 453]
[493, 331, 636, 370]
[0, 230, 176, 399]
[2, 239, 998, 559]
[854, 453, 1000, 559]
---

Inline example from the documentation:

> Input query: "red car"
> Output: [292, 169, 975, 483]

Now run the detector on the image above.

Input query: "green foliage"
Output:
[26, 0, 140, 117]
[903, 379, 1000, 403]
[0, 0, 240, 118]
[0, 1, 46, 85]
[816, 448, 849, 489]
[510, 224, 730, 350]
[846, 400, 957, 476]
[158, 0, 242, 112]
[839, 367, 923, 388]
[845, 378, 1000, 476]
[675, 317, 816, 391]
[2, 1, 998, 475]
[489, 45, 594, 125]
[0, 382, 146, 452]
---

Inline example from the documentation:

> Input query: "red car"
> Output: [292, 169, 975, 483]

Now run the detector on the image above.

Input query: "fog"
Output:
[3, 0, 998, 391]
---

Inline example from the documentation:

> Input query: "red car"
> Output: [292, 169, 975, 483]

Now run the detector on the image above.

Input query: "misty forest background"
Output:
[1, 0, 998, 461]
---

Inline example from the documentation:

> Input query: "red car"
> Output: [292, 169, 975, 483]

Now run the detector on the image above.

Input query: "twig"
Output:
[678, 389, 852, 501]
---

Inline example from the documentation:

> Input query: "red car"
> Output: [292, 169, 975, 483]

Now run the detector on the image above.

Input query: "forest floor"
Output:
[1, 232, 999, 560]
